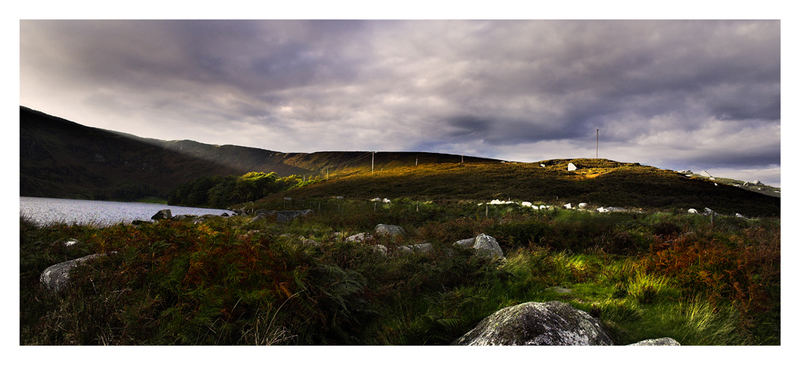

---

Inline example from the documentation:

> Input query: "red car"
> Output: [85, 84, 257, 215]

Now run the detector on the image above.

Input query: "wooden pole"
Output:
[596, 128, 599, 159]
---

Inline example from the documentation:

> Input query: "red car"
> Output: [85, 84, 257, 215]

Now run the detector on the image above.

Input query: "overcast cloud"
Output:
[20, 20, 780, 185]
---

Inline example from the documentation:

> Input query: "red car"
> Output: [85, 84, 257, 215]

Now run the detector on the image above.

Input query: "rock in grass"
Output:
[454, 237, 476, 248]
[372, 244, 388, 256]
[453, 234, 504, 259]
[62, 238, 79, 247]
[345, 232, 372, 243]
[375, 224, 406, 239]
[398, 243, 433, 254]
[578, 203, 588, 209]
[567, 163, 578, 171]
[455, 301, 613, 345]
[687, 208, 698, 214]
[628, 337, 680, 346]
[151, 209, 172, 221]
[40, 254, 106, 291]
[473, 234, 504, 258]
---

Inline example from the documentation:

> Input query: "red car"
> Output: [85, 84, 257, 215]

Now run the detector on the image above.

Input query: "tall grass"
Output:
[20, 200, 779, 345]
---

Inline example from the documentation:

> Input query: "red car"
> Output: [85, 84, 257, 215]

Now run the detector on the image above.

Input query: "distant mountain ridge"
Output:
[20, 106, 496, 200]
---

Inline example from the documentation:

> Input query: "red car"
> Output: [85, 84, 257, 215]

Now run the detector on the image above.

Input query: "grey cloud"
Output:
[20, 20, 779, 182]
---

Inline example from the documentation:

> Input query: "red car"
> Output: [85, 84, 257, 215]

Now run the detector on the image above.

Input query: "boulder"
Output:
[172, 214, 197, 221]
[521, 201, 533, 208]
[40, 253, 107, 291]
[563, 203, 572, 209]
[454, 235, 503, 258]
[578, 203, 588, 209]
[735, 213, 748, 219]
[540, 164, 546, 168]
[703, 207, 716, 216]
[628, 337, 680, 346]
[455, 301, 613, 345]
[131, 219, 151, 226]
[687, 208, 698, 214]
[567, 163, 578, 171]
[151, 209, 172, 221]
[454, 237, 476, 249]
[375, 224, 406, 239]
[345, 232, 372, 243]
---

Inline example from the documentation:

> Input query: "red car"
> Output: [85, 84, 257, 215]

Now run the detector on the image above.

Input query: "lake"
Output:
[20, 196, 234, 226]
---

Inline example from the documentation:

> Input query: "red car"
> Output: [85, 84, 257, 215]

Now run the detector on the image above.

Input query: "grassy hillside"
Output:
[249, 159, 780, 217]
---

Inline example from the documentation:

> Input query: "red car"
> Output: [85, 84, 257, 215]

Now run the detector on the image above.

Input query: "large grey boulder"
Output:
[151, 209, 172, 221]
[455, 301, 613, 345]
[628, 338, 680, 346]
[40, 253, 106, 291]
[453, 234, 504, 259]
[473, 234, 504, 258]
[454, 237, 476, 249]
[374, 224, 406, 239]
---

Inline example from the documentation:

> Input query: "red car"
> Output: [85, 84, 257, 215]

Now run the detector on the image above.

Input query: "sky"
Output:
[20, 20, 781, 186]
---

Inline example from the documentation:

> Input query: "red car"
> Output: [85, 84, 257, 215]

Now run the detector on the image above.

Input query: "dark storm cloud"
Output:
[20, 20, 780, 185]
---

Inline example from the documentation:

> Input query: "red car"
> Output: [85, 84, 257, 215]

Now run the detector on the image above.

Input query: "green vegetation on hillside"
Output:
[168, 172, 318, 208]
[249, 159, 780, 217]
[20, 200, 779, 345]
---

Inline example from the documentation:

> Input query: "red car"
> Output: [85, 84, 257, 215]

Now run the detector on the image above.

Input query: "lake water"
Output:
[20, 196, 235, 226]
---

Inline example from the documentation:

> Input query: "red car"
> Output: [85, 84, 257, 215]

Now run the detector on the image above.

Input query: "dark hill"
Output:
[20, 106, 496, 200]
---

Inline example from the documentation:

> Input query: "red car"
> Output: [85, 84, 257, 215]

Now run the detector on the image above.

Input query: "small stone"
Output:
[567, 163, 578, 171]
[628, 338, 680, 346]
[372, 244, 388, 256]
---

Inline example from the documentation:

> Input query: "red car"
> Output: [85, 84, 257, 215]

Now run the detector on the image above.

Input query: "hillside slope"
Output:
[252, 159, 780, 217]
[20, 106, 496, 200]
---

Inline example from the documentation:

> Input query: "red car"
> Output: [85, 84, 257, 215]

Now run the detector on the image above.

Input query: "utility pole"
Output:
[596, 128, 599, 159]
[461, 155, 464, 164]
[371, 151, 375, 175]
